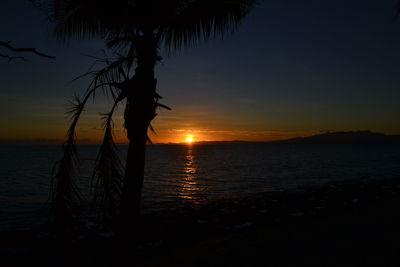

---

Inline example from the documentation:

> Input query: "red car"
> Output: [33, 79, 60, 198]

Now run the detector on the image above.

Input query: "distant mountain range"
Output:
[272, 131, 400, 144]
[170, 131, 400, 145]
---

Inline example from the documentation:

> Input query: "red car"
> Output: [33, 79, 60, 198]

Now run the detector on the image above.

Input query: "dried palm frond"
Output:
[49, 95, 85, 232]
[49, 78, 121, 232]
[74, 52, 132, 101]
[92, 94, 125, 226]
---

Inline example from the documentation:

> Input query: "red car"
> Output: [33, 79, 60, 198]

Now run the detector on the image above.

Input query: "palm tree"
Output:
[49, 0, 259, 235]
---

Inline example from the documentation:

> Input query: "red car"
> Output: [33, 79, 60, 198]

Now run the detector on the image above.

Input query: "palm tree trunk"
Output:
[119, 33, 158, 235]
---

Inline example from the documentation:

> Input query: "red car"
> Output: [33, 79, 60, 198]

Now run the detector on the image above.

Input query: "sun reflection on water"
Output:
[179, 146, 201, 204]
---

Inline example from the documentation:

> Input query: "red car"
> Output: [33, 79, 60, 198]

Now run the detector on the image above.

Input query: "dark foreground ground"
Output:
[2, 178, 400, 266]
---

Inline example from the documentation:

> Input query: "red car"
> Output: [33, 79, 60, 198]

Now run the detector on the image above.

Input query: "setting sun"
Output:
[185, 135, 194, 144]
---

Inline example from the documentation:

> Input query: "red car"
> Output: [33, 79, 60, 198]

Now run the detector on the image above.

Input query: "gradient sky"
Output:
[1, 0, 400, 144]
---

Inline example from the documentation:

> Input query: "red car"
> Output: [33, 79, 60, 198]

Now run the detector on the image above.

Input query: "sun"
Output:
[185, 135, 194, 144]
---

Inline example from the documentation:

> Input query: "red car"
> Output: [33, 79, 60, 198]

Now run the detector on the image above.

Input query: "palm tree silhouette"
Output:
[49, 0, 258, 235]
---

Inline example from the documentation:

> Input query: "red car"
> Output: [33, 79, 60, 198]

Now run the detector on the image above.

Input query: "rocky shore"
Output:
[2, 177, 400, 266]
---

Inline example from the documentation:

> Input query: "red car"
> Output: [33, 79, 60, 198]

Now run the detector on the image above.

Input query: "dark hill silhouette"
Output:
[274, 131, 400, 144]
[156, 131, 400, 145]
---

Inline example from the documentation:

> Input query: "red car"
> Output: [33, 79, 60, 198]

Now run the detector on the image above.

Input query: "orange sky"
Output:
[0, 100, 318, 144]
[2, 102, 397, 145]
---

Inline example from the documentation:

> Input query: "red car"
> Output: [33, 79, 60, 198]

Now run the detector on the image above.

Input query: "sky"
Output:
[1, 0, 400, 144]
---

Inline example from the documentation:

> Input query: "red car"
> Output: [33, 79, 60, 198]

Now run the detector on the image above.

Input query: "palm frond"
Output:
[75, 52, 134, 98]
[51, 0, 143, 41]
[92, 94, 125, 225]
[161, 0, 259, 52]
[49, 79, 120, 231]
[52, 0, 258, 54]
[157, 103, 171, 110]
[49, 95, 86, 232]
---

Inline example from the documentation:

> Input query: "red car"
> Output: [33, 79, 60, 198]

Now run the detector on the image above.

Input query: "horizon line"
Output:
[1, 130, 399, 145]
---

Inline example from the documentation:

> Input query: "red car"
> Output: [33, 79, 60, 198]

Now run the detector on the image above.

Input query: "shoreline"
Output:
[136, 177, 400, 266]
[2, 177, 400, 266]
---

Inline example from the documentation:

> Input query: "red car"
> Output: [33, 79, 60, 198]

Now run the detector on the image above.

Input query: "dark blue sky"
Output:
[1, 0, 399, 143]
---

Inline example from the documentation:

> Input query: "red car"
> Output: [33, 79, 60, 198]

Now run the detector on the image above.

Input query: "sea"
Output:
[1, 143, 400, 231]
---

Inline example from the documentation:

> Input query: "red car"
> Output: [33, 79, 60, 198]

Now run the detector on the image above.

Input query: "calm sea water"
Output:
[1, 143, 400, 231]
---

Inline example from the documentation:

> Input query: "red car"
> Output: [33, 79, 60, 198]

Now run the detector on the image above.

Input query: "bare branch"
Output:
[0, 41, 55, 59]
